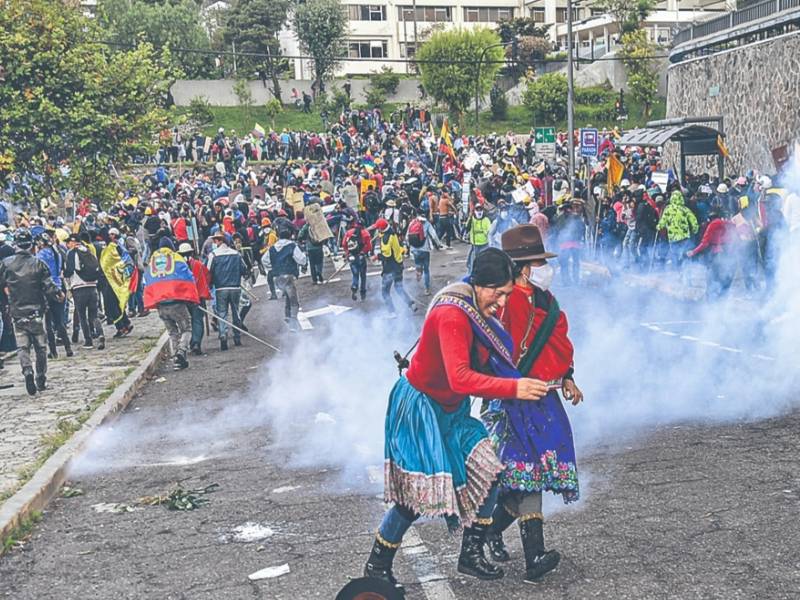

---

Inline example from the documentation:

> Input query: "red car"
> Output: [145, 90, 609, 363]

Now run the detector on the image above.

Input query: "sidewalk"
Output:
[0, 315, 165, 500]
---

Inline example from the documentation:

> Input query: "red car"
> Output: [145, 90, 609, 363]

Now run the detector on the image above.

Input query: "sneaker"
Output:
[190, 344, 202, 356]
[24, 371, 37, 396]
[65, 347, 74, 358]
[82, 342, 94, 349]
[351, 289, 358, 301]
[97, 337, 105, 350]
[233, 338, 242, 347]
[220, 339, 228, 351]
[48, 351, 58, 360]
[35, 374, 47, 391]
[137, 310, 150, 318]
[425, 288, 432, 296]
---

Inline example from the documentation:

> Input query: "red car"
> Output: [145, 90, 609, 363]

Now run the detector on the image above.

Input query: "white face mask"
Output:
[528, 263, 554, 291]
[500, 210, 509, 219]
[475, 211, 484, 219]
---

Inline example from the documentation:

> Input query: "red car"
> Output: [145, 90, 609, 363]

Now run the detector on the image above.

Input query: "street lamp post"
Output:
[566, 0, 576, 184]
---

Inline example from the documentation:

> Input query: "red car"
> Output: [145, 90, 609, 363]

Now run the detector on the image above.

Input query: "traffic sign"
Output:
[534, 127, 556, 159]
[580, 128, 598, 157]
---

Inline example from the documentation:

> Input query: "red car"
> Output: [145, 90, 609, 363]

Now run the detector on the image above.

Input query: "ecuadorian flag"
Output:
[143, 248, 200, 310]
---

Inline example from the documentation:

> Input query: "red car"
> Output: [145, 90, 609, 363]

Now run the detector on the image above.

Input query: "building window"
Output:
[397, 6, 452, 22]
[590, 7, 605, 16]
[349, 40, 389, 58]
[348, 4, 387, 21]
[400, 42, 417, 58]
[464, 7, 516, 23]
[556, 7, 566, 23]
[530, 7, 545, 23]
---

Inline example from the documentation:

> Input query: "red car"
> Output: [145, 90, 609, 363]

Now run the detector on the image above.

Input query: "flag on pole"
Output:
[252, 123, 266, 138]
[606, 153, 624, 194]
[716, 135, 730, 160]
[440, 118, 455, 160]
[362, 150, 376, 170]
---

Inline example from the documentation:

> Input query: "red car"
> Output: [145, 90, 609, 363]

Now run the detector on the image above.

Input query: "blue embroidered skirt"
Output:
[384, 377, 504, 526]
[483, 389, 579, 503]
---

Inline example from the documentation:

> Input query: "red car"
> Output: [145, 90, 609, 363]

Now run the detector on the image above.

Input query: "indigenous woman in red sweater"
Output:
[483, 224, 583, 583]
[362, 248, 550, 592]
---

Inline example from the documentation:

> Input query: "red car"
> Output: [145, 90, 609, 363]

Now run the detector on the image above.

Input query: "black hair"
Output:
[469, 247, 514, 288]
[278, 227, 293, 240]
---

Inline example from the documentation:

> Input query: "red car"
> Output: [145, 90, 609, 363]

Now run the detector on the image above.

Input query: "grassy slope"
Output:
[180, 97, 666, 137]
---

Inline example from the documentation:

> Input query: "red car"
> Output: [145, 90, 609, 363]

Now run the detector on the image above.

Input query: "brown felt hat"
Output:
[501, 224, 557, 260]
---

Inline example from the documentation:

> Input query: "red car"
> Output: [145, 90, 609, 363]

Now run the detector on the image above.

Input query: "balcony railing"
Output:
[672, 0, 800, 46]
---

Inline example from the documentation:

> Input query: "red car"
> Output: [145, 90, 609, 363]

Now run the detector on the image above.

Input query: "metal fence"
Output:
[672, 0, 800, 46]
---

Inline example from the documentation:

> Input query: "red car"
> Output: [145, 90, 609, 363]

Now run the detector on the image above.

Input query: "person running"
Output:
[342, 217, 372, 301]
[207, 232, 247, 350]
[374, 218, 416, 317]
[262, 227, 307, 332]
[406, 212, 442, 296]
[35, 232, 73, 359]
[143, 238, 199, 370]
[657, 190, 699, 270]
[178, 243, 212, 355]
[360, 248, 550, 591]
[483, 224, 583, 583]
[0, 229, 64, 395]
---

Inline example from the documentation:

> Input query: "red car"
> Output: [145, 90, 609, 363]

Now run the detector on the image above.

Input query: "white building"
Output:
[285, 1, 528, 78]
[282, 0, 735, 79]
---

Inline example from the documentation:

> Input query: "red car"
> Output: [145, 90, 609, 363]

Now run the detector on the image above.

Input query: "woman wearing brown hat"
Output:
[482, 223, 584, 583]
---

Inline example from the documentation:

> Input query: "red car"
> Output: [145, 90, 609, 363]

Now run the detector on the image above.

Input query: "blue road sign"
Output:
[580, 128, 598, 158]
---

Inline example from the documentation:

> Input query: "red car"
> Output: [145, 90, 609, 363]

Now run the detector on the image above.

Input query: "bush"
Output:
[574, 103, 617, 123]
[371, 65, 401, 96]
[264, 98, 282, 130]
[489, 84, 508, 120]
[187, 96, 213, 127]
[364, 86, 386, 107]
[522, 73, 568, 123]
[328, 86, 350, 113]
[574, 85, 615, 106]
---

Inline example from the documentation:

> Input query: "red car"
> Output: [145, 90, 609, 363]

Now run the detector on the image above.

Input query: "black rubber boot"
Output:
[351, 288, 358, 301]
[174, 351, 189, 370]
[520, 518, 560, 582]
[24, 369, 37, 396]
[363, 538, 405, 592]
[457, 523, 504, 580]
[486, 504, 516, 562]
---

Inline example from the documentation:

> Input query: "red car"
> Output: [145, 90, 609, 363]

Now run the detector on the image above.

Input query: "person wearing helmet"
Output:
[0, 229, 64, 395]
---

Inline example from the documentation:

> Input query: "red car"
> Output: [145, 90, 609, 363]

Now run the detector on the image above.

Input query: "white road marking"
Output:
[402, 527, 458, 600]
[296, 304, 352, 330]
[719, 346, 743, 353]
[640, 323, 776, 361]
[680, 335, 700, 341]
[752, 354, 776, 361]
[697, 340, 721, 347]
[659, 331, 678, 336]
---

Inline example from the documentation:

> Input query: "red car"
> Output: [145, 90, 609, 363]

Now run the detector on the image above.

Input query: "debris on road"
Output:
[154, 377, 167, 383]
[60, 486, 84, 498]
[91, 502, 136, 514]
[271, 485, 301, 494]
[138, 483, 220, 511]
[248, 563, 290, 581]
[220, 522, 275, 544]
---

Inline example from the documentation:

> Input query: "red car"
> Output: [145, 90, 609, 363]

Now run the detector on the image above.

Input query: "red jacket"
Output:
[690, 218, 732, 256]
[500, 285, 574, 382]
[342, 226, 373, 257]
[172, 217, 188, 242]
[188, 257, 212, 300]
[406, 305, 518, 412]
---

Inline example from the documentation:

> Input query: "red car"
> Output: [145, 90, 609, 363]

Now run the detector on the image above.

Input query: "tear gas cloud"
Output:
[74, 149, 800, 503]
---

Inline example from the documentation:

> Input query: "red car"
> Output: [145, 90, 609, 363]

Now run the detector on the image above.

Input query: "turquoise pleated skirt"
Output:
[383, 377, 503, 526]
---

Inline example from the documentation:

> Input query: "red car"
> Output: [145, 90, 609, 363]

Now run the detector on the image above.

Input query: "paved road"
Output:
[1, 246, 798, 599]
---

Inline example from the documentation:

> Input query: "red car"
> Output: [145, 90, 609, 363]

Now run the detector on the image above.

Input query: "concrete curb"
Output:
[0, 330, 170, 543]
[582, 261, 705, 302]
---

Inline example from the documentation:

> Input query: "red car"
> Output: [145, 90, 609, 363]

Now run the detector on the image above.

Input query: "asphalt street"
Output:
[1, 245, 798, 600]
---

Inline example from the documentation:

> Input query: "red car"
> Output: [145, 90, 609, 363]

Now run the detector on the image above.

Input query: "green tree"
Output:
[619, 30, 659, 117]
[233, 78, 254, 121]
[522, 73, 569, 123]
[416, 28, 505, 122]
[591, 0, 657, 34]
[98, 0, 214, 78]
[264, 98, 283, 131]
[0, 0, 169, 204]
[223, 0, 290, 102]
[293, 0, 349, 97]
[187, 96, 215, 128]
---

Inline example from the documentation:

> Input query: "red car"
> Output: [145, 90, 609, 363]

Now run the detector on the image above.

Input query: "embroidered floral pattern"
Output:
[499, 449, 579, 503]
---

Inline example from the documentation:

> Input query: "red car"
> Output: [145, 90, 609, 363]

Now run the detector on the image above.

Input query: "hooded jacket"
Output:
[207, 243, 248, 290]
[657, 191, 699, 242]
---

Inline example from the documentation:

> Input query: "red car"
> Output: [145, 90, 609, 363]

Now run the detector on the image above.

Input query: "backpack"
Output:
[407, 219, 426, 248]
[76, 248, 100, 282]
[347, 227, 364, 255]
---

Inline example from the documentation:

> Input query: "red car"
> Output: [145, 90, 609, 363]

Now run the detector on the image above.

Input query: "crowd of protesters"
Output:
[2, 113, 798, 397]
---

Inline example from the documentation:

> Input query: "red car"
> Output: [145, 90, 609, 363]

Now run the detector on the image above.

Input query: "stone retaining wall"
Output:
[666, 31, 800, 175]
